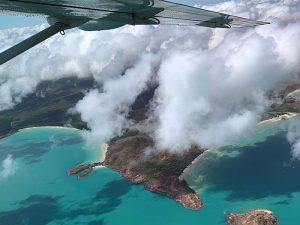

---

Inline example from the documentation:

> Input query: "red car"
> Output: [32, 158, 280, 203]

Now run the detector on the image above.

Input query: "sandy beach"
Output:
[21, 126, 80, 131]
[0, 126, 81, 140]
[258, 112, 297, 125]
[287, 89, 300, 98]
[20, 126, 108, 169]
[179, 147, 216, 181]
[181, 112, 298, 180]
[93, 143, 109, 169]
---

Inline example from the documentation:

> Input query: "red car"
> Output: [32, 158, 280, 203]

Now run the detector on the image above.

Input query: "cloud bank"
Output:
[0, 0, 299, 151]
[150, 0, 300, 150]
[75, 53, 158, 144]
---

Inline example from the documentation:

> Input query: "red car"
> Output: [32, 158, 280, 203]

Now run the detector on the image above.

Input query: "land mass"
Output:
[227, 210, 278, 225]
[103, 131, 204, 209]
[68, 130, 204, 209]
[0, 77, 94, 138]
[1, 76, 300, 212]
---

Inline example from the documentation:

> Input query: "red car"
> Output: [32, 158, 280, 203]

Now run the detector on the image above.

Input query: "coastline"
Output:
[179, 148, 215, 181]
[0, 126, 80, 140]
[227, 209, 278, 225]
[258, 112, 297, 125]
[286, 88, 300, 98]
[0, 130, 18, 139]
[21, 126, 80, 131]
[181, 112, 298, 180]
[101, 132, 204, 210]
[0, 126, 107, 171]
[93, 143, 109, 169]
[2, 111, 297, 211]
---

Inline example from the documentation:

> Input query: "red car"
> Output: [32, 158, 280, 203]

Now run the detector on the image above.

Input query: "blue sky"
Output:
[0, 0, 223, 29]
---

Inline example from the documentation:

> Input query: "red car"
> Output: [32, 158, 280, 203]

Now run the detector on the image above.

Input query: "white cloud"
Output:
[149, 3, 300, 150]
[74, 53, 158, 145]
[0, 24, 209, 110]
[287, 117, 300, 160]
[0, 154, 17, 183]
[0, 0, 299, 151]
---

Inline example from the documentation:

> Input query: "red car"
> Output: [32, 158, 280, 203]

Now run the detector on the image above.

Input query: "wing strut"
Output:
[0, 22, 69, 65]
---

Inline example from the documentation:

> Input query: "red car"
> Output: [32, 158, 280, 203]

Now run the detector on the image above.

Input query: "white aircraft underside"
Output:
[0, 0, 269, 65]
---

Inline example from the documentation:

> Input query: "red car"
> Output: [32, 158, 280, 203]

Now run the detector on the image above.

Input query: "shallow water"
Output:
[187, 120, 300, 224]
[0, 124, 299, 225]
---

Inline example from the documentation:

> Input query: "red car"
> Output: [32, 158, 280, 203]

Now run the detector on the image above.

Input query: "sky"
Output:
[0, 0, 223, 29]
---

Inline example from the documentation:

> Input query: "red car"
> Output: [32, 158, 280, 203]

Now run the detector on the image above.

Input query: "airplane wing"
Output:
[0, 0, 268, 28]
[0, 0, 269, 65]
[150, 1, 268, 28]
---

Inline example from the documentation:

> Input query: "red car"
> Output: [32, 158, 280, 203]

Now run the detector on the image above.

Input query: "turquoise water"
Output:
[0, 124, 299, 225]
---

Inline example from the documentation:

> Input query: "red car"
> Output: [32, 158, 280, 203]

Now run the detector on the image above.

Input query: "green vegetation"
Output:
[0, 77, 94, 137]
[137, 147, 202, 179]
[128, 108, 147, 122]
[104, 132, 203, 180]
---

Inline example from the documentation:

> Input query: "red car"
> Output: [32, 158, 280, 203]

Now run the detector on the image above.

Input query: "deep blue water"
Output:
[0, 124, 299, 225]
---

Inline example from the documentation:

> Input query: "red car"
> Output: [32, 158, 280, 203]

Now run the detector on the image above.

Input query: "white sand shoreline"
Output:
[181, 112, 298, 180]
[287, 88, 300, 98]
[179, 147, 216, 181]
[233, 209, 274, 215]
[258, 112, 297, 124]
[20, 126, 108, 168]
[94, 143, 109, 169]
[256, 209, 274, 214]
[21, 126, 80, 131]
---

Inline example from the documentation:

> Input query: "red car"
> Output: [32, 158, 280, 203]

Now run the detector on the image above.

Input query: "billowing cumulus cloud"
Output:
[149, 0, 300, 150]
[74, 53, 158, 144]
[0, 0, 299, 151]
[0, 24, 209, 111]
[0, 154, 17, 184]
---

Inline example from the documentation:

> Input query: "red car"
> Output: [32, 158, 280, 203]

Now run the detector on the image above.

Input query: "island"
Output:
[227, 210, 278, 225]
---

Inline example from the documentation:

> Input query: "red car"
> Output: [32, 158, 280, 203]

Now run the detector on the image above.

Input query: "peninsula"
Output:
[68, 130, 204, 209]
[103, 131, 204, 209]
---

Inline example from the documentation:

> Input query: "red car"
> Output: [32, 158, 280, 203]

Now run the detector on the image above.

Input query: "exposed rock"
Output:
[68, 164, 92, 176]
[103, 131, 204, 210]
[144, 176, 203, 209]
[68, 162, 103, 180]
[227, 210, 278, 225]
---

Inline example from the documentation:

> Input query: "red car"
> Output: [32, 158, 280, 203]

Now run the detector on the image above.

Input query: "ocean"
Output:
[0, 122, 299, 225]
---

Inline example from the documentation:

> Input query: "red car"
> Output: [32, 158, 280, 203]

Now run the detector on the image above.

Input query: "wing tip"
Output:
[257, 21, 271, 25]
[228, 20, 271, 28]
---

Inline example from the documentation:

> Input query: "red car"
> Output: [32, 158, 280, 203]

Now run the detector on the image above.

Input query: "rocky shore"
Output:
[0, 130, 17, 139]
[144, 176, 203, 209]
[67, 130, 204, 210]
[68, 162, 103, 180]
[227, 210, 278, 225]
[102, 130, 204, 210]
